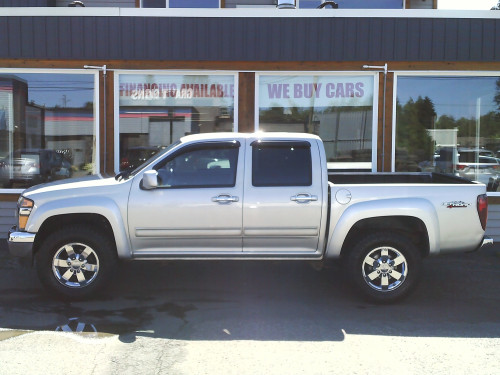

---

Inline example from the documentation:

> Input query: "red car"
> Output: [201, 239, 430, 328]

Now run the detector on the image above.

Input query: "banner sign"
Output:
[259, 75, 374, 108]
[119, 74, 235, 107]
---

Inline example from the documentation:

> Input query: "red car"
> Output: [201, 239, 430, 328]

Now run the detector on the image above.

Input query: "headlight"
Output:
[18, 196, 34, 231]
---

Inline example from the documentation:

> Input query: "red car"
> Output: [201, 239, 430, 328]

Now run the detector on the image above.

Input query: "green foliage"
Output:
[396, 96, 436, 165]
[398, 93, 500, 155]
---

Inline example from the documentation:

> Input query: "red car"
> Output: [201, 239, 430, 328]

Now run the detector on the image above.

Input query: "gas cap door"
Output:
[335, 189, 352, 205]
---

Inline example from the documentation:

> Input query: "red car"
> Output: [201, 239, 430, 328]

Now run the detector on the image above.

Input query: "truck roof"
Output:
[180, 132, 321, 143]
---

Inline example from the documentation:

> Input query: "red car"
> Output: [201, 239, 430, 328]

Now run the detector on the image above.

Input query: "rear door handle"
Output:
[212, 194, 239, 204]
[291, 193, 318, 203]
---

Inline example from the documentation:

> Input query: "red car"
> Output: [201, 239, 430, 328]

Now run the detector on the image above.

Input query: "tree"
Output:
[395, 96, 436, 169]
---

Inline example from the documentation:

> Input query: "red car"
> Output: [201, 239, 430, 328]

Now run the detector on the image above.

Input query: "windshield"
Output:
[117, 140, 182, 180]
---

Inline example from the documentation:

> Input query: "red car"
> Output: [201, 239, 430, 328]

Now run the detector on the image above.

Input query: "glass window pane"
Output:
[0, 73, 96, 189]
[332, 0, 403, 8]
[258, 75, 374, 171]
[252, 142, 312, 186]
[299, 1, 322, 8]
[170, 0, 219, 8]
[118, 74, 235, 171]
[142, 0, 166, 7]
[395, 76, 500, 192]
[156, 145, 238, 188]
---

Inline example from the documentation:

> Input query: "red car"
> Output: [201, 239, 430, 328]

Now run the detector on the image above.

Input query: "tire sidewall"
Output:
[35, 226, 116, 301]
[346, 232, 422, 303]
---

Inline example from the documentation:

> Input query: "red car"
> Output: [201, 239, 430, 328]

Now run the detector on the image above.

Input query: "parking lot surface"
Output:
[0, 241, 499, 374]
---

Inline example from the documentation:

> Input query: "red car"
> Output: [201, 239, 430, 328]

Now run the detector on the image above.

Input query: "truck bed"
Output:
[328, 172, 476, 185]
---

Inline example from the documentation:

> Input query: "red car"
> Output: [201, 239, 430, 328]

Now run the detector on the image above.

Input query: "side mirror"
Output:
[142, 170, 159, 190]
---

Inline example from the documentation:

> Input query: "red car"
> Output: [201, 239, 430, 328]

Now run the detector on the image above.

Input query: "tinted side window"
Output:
[155, 143, 239, 188]
[252, 142, 312, 187]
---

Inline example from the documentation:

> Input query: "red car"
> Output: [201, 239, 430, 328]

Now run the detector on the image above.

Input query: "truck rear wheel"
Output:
[35, 225, 117, 301]
[346, 232, 422, 302]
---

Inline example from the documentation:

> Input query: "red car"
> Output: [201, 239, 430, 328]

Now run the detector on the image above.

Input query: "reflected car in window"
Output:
[456, 154, 500, 191]
[0, 149, 73, 188]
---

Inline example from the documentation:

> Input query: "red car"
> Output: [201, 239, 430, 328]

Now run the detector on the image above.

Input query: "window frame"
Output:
[255, 71, 379, 172]
[392, 71, 500, 196]
[152, 140, 240, 189]
[114, 70, 239, 174]
[0, 68, 100, 194]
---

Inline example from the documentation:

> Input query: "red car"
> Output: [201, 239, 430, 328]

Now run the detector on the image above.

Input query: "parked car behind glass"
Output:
[0, 149, 72, 188]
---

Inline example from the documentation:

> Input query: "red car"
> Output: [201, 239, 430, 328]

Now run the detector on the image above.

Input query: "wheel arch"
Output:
[339, 216, 430, 259]
[33, 213, 117, 257]
[325, 198, 439, 259]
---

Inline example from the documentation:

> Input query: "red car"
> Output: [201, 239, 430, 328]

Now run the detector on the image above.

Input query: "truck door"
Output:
[127, 140, 244, 255]
[242, 139, 324, 254]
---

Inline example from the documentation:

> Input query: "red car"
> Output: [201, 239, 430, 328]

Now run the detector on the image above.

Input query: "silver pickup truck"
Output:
[8, 132, 492, 302]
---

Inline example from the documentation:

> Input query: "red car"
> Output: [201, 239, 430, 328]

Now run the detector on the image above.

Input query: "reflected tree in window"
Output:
[396, 96, 435, 171]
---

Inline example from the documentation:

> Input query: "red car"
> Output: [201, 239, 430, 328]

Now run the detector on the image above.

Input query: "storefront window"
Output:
[299, 0, 403, 8]
[257, 74, 375, 170]
[117, 73, 236, 172]
[142, 0, 219, 8]
[0, 72, 97, 189]
[395, 75, 500, 192]
[170, 0, 219, 7]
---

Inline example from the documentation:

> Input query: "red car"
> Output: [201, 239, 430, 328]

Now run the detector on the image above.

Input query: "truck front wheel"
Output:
[35, 226, 117, 300]
[346, 232, 422, 302]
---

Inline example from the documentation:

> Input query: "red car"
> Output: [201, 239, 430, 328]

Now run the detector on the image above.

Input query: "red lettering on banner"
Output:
[122, 82, 233, 99]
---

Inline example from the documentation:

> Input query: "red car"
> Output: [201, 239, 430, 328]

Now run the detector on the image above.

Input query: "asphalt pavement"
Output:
[0, 240, 499, 374]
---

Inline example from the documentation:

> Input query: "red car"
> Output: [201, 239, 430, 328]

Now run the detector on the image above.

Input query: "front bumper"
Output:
[8, 227, 35, 258]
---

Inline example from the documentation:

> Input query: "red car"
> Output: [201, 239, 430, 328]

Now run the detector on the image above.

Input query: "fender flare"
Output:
[325, 198, 440, 258]
[27, 196, 131, 259]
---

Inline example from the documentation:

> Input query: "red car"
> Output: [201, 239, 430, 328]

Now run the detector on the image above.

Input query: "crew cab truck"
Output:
[8, 133, 493, 302]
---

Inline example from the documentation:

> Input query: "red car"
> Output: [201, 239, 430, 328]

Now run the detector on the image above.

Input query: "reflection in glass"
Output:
[299, 0, 403, 8]
[258, 75, 374, 170]
[395, 76, 500, 191]
[118, 74, 235, 172]
[0, 73, 95, 189]
[170, 0, 219, 7]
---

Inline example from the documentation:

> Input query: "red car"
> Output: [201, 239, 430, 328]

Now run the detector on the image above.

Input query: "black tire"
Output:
[345, 232, 422, 303]
[35, 225, 117, 301]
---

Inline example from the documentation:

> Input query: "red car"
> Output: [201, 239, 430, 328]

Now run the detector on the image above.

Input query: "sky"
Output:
[438, 0, 498, 9]
[396, 76, 498, 120]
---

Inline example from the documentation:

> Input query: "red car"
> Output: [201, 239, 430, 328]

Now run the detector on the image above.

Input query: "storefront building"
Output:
[1, 3, 500, 239]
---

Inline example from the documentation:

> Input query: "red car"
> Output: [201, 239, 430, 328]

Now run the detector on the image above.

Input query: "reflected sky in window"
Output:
[397, 76, 499, 120]
[1, 73, 94, 109]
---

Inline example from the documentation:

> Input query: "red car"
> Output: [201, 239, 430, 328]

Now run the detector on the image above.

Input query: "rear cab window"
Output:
[251, 141, 312, 187]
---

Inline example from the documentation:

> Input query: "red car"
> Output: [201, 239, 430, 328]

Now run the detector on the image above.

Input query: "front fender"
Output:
[26, 197, 131, 259]
[325, 198, 440, 258]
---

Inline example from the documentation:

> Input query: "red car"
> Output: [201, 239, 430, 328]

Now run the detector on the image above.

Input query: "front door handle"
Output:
[212, 194, 239, 204]
[291, 193, 318, 203]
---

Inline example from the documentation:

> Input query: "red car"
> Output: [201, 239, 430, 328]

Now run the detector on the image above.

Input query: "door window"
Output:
[155, 143, 239, 188]
[252, 141, 312, 186]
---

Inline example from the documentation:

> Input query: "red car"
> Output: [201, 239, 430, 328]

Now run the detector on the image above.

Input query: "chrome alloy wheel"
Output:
[362, 246, 408, 292]
[51, 243, 100, 288]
